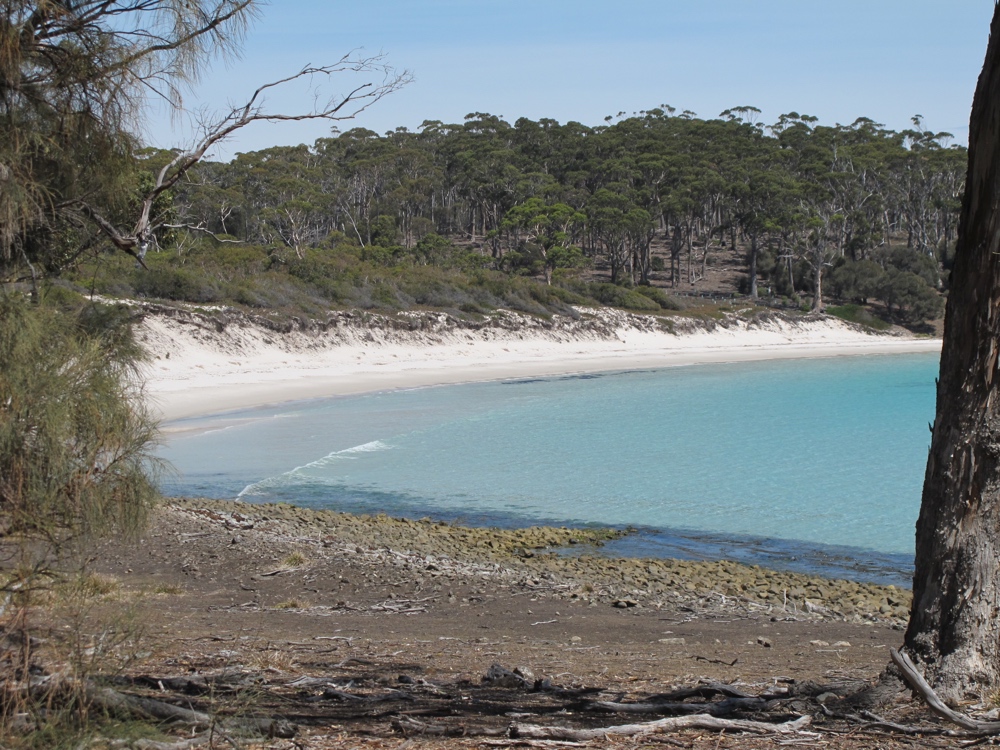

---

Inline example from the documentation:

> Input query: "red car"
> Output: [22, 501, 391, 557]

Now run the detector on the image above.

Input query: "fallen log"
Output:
[585, 696, 768, 716]
[85, 684, 297, 738]
[23, 676, 296, 739]
[510, 713, 813, 741]
[394, 713, 812, 740]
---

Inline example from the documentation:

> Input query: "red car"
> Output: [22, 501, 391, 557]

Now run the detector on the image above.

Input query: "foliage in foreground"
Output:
[0, 294, 159, 546]
[0, 293, 163, 746]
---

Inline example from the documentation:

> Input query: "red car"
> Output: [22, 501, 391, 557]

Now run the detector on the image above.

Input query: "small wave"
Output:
[296, 440, 391, 469]
[237, 440, 391, 498]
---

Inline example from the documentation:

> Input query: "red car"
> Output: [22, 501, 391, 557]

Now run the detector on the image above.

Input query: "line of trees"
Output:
[153, 107, 963, 320]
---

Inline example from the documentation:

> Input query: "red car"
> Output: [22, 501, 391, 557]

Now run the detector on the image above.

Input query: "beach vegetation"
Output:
[825, 304, 892, 331]
[22, 106, 952, 327]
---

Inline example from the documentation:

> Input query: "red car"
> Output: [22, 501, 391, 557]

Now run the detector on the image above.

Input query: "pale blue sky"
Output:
[146, 1, 995, 158]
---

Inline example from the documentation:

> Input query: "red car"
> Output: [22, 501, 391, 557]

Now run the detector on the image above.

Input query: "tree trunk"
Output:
[904, 5, 1000, 703]
[686, 226, 694, 284]
[811, 249, 823, 311]
[749, 234, 759, 299]
[670, 225, 682, 287]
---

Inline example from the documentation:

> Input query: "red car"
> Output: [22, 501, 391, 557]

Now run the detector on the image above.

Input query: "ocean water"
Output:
[158, 352, 939, 586]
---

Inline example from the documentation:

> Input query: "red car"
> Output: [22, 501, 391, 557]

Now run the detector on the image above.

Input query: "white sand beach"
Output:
[137, 307, 942, 424]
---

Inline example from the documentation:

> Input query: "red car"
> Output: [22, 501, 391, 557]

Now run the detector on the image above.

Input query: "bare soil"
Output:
[40, 500, 966, 748]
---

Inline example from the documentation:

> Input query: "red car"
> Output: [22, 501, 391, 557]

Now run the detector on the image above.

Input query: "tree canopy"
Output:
[0, 1, 259, 272]
[65, 107, 960, 324]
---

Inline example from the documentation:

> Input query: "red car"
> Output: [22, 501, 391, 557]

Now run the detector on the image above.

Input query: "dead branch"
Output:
[510, 714, 812, 741]
[391, 716, 508, 737]
[891, 648, 1000, 734]
[818, 703, 950, 736]
[647, 682, 754, 701]
[585, 696, 768, 716]
[80, 54, 410, 263]
[162, 222, 242, 243]
[24, 676, 296, 739]
[394, 713, 813, 740]
[85, 683, 296, 737]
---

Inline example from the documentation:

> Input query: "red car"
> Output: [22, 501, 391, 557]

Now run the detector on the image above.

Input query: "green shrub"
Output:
[826, 304, 892, 331]
[586, 283, 661, 311]
[633, 285, 682, 310]
[132, 266, 222, 303]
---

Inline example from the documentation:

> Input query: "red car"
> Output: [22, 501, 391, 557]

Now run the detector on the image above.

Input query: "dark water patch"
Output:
[500, 371, 612, 386]
[592, 526, 913, 588]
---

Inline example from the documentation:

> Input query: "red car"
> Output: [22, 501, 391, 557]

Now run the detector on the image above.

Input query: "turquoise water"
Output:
[159, 352, 938, 585]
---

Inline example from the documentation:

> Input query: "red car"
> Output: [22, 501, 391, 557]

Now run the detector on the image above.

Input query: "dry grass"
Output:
[281, 551, 308, 569]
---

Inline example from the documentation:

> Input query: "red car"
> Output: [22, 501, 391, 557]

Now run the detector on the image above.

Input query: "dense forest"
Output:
[63, 108, 963, 326]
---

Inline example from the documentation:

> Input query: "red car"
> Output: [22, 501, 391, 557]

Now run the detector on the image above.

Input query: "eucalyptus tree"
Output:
[172, 158, 247, 241]
[901, 6, 1000, 703]
[500, 198, 585, 284]
[326, 128, 396, 247]
[383, 128, 441, 248]
[450, 113, 524, 253]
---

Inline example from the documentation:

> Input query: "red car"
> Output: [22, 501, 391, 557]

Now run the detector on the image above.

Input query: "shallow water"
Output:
[159, 352, 938, 586]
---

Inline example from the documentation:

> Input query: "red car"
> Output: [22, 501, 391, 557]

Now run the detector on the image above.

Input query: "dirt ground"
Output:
[31, 500, 970, 748]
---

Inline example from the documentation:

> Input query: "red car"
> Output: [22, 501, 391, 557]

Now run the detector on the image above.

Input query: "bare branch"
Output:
[162, 222, 242, 243]
[128, 56, 409, 241]
[72, 202, 150, 269]
[70, 54, 407, 264]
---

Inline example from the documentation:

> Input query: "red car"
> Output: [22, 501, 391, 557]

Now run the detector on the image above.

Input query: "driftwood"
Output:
[394, 713, 812, 740]
[86, 683, 296, 737]
[586, 696, 768, 716]
[511, 714, 812, 740]
[890, 648, 1000, 734]
[647, 682, 753, 701]
[22, 676, 296, 739]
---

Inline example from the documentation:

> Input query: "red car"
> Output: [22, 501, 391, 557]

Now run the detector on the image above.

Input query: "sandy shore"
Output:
[137, 306, 941, 423]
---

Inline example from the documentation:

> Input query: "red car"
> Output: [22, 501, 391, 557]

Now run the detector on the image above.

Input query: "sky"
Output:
[144, 1, 995, 159]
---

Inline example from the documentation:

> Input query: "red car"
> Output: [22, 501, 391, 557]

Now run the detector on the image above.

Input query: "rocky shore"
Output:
[70, 497, 920, 748]
[158, 498, 911, 623]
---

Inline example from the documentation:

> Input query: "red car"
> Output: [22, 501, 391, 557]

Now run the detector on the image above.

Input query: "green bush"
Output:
[879, 270, 944, 325]
[586, 283, 661, 311]
[633, 285, 682, 310]
[826, 304, 892, 331]
[132, 266, 222, 303]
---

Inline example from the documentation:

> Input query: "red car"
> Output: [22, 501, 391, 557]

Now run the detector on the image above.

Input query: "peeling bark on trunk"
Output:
[904, 6, 1000, 703]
